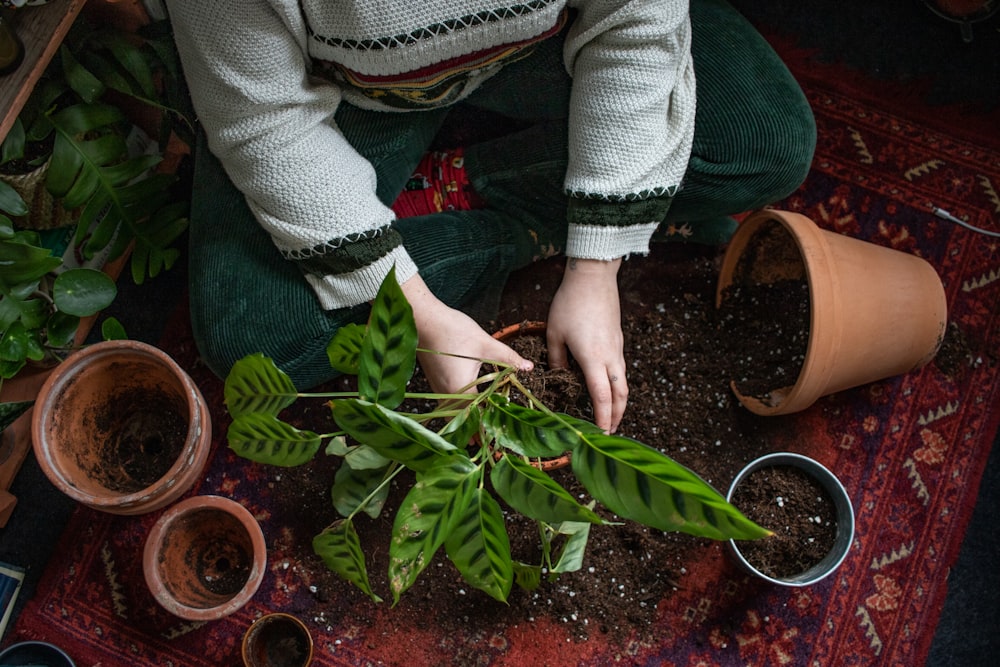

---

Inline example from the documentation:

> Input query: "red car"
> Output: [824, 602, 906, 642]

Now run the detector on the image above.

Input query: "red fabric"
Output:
[5, 47, 1000, 667]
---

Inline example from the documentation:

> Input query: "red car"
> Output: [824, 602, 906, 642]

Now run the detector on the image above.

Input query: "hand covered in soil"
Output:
[401, 273, 533, 396]
[547, 257, 628, 433]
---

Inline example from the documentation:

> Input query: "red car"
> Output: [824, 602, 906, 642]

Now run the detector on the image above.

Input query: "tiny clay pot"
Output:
[242, 613, 314, 667]
[143, 495, 267, 621]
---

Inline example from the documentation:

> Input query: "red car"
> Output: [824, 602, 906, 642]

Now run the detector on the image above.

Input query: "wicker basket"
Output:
[0, 159, 80, 230]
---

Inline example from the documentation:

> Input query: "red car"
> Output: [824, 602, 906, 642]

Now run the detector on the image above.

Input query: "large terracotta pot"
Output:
[143, 495, 267, 621]
[31, 340, 212, 514]
[716, 209, 947, 416]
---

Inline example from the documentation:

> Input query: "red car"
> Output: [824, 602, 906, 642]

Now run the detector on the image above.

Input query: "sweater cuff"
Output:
[565, 196, 673, 259]
[304, 247, 419, 310]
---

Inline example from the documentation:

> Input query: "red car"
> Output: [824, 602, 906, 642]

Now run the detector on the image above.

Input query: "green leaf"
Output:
[313, 520, 382, 603]
[331, 463, 391, 519]
[512, 561, 542, 592]
[344, 444, 392, 471]
[0, 239, 61, 286]
[45, 310, 80, 348]
[549, 520, 593, 574]
[0, 400, 34, 432]
[358, 266, 416, 409]
[445, 487, 513, 602]
[572, 433, 771, 541]
[482, 395, 584, 458]
[388, 458, 478, 604]
[0, 321, 45, 365]
[331, 398, 461, 472]
[101, 316, 128, 340]
[224, 353, 298, 418]
[51, 268, 117, 317]
[326, 322, 365, 375]
[438, 403, 481, 448]
[228, 412, 321, 466]
[491, 454, 605, 525]
[0, 181, 28, 217]
[61, 44, 105, 103]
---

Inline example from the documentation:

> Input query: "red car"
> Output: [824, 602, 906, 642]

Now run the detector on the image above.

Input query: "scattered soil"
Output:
[270, 241, 837, 650]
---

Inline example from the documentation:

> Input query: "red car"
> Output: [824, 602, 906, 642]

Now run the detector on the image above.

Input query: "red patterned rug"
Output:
[5, 39, 1000, 667]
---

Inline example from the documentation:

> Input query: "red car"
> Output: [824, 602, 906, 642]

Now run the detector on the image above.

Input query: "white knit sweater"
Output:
[166, 0, 695, 309]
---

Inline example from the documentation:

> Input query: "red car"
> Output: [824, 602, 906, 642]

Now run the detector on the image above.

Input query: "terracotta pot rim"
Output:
[143, 495, 267, 621]
[725, 452, 855, 586]
[492, 320, 572, 471]
[31, 340, 211, 513]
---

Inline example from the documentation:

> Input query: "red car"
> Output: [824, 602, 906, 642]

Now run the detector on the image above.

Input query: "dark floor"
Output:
[2, 1, 999, 664]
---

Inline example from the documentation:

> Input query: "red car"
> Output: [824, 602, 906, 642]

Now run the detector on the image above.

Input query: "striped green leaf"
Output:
[313, 519, 382, 602]
[359, 266, 417, 409]
[439, 403, 482, 448]
[228, 413, 321, 466]
[491, 454, 604, 525]
[481, 395, 584, 458]
[326, 322, 365, 375]
[550, 520, 592, 574]
[572, 433, 771, 541]
[331, 463, 391, 519]
[388, 458, 478, 604]
[512, 561, 542, 591]
[344, 444, 392, 470]
[332, 398, 462, 472]
[445, 487, 513, 602]
[224, 353, 298, 418]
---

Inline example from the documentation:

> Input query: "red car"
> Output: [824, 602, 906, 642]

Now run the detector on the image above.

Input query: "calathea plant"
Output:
[224, 268, 771, 605]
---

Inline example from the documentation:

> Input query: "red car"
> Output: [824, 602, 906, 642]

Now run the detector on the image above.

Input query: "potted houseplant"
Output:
[0, 183, 119, 376]
[726, 452, 855, 586]
[716, 209, 948, 416]
[223, 267, 772, 605]
[30, 339, 212, 515]
[0, 16, 191, 308]
[143, 495, 267, 622]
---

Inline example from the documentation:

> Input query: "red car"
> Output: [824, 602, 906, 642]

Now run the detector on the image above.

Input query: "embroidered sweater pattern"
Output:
[165, 0, 695, 309]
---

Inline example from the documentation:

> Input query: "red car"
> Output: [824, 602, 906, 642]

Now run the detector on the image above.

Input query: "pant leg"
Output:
[667, 0, 817, 222]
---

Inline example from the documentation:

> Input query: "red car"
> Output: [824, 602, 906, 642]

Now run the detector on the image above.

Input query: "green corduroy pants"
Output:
[187, 0, 816, 389]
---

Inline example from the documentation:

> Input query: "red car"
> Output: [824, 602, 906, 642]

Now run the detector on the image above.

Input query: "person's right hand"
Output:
[400, 274, 533, 397]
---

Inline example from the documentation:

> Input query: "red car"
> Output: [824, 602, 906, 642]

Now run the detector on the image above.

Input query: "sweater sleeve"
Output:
[165, 0, 417, 310]
[563, 0, 695, 260]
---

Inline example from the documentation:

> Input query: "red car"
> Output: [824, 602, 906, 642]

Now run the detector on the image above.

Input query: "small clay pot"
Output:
[31, 340, 212, 514]
[492, 320, 571, 470]
[0, 640, 75, 666]
[143, 495, 267, 621]
[717, 209, 948, 416]
[242, 613, 314, 667]
[726, 452, 854, 586]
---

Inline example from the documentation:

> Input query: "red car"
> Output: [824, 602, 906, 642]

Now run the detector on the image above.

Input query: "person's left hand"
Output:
[546, 257, 628, 433]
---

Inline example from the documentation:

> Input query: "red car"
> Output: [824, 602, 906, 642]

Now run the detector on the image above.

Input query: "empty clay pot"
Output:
[242, 613, 314, 667]
[717, 209, 948, 416]
[143, 495, 267, 621]
[31, 340, 212, 514]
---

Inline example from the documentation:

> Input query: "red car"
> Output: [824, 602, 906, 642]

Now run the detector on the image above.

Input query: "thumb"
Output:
[488, 338, 534, 372]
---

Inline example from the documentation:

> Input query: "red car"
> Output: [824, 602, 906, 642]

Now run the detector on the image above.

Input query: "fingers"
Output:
[583, 364, 629, 433]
